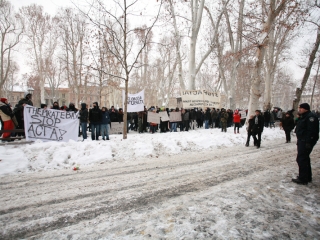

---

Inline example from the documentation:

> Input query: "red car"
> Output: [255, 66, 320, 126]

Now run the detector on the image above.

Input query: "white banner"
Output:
[109, 122, 123, 135]
[24, 105, 79, 142]
[147, 112, 160, 124]
[123, 89, 144, 112]
[159, 111, 170, 121]
[181, 90, 220, 109]
[239, 110, 247, 119]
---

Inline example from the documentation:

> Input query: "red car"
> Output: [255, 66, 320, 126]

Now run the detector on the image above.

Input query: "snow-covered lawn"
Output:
[0, 126, 284, 175]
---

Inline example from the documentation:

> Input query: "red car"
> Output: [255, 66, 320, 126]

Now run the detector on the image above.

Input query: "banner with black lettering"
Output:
[24, 105, 79, 142]
[181, 90, 220, 109]
[123, 89, 144, 112]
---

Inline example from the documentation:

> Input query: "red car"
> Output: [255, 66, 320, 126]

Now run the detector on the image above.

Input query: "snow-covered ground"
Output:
[0, 127, 320, 239]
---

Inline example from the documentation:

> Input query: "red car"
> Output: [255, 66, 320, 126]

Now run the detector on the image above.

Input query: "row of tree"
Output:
[0, 0, 319, 139]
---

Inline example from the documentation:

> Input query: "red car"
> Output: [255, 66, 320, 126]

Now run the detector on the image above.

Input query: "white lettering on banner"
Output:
[24, 105, 79, 142]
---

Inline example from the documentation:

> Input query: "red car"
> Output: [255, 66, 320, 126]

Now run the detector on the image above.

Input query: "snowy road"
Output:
[0, 138, 320, 239]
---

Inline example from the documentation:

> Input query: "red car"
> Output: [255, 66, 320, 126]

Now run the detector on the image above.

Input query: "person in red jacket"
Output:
[233, 110, 241, 134]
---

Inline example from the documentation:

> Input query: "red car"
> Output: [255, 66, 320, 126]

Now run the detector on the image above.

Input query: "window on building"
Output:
[62, 93, 65, 98]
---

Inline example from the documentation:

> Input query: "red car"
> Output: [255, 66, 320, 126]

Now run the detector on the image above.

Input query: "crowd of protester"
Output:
[1, 92, 320, 145]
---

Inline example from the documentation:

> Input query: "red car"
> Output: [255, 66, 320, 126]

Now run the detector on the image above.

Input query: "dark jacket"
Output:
[101, 111, 111, 124]
[109, 108, 118, 122]
[79, 103, 88, 123]
[247, 118, 255, 134]
[281, 116, 295, 131]
[89, 102, 102, 123]
[118, 109, 124, 122]
[295, 111, 319, 145]
[67, 103, 78, 113]
[204, 109, 211, 121]
[252, 115, 264, 133]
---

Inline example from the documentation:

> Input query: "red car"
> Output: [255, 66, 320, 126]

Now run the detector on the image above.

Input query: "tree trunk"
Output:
[292, 26, 320, 112]
[310, 57, 320, 109]
[247, 0, 286, 118]
[188, 0, 205, 90]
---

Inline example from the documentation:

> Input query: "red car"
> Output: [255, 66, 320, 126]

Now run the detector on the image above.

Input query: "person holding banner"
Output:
[79, 103, 89, 141]
[149, 109, 157, 134]
[89, 102, 102, 141]
[14, 92, 33, 131]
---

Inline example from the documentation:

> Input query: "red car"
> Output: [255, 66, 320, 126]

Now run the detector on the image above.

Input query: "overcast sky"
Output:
[10, 0, 77, 15]
[9, 0, 311, 85]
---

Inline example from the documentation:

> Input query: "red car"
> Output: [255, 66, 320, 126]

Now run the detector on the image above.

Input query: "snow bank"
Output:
[0, 127, 285, 175]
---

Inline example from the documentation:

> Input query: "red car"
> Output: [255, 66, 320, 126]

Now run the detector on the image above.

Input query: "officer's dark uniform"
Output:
[294, 104, 319, 184]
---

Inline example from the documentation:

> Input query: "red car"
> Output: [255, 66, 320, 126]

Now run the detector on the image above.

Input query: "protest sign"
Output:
[24, 105, 79, 142]
[147, 112, 160, 124]
[239, 110, 247, 119]
[109, 122, 124, 135]
[181, 90, 220, 109]
[159, 111, 170, 121]
[123, 89, 144, 112]
[169, 112, 182, 122]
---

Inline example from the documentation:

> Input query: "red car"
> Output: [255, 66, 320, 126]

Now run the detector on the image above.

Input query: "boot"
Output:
[245, 142, 249, 147]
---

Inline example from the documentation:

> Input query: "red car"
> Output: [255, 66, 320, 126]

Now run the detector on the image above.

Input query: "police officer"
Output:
[292, 103, 319, 185]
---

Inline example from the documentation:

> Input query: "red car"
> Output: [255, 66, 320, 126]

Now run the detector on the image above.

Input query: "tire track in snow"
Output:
[0, 140, 319, 239]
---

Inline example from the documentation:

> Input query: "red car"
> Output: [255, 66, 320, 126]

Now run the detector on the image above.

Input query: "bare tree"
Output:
[20, 4, 57, 105]
[292, 1, 320, 112]
[0, 0, 23, 95]
[247, 0, 288, 118]
[57, 7, 88, 108]
[310, 56, 320, 109]
[77, 0, 162, 139]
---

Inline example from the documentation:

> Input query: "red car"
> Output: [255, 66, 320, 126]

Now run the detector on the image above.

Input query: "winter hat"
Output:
[299, 103, 310, 111]
[0, 98, 7, 103]
[24, 92, 31, 98]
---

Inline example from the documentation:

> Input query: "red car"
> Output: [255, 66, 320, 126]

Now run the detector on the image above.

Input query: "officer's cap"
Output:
[299, 103, 310, 111]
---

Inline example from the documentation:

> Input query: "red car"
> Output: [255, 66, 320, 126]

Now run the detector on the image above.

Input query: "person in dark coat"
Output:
[204, 108, 211, 129]
[252, 110, 264, 148]
[264, 109, 271, 127]
[280, 111, 295, 143]
[79, 103, 88, 140]
[292, 103, 319, 185]
[67, 103, 78, 113]
[182, 109, 190, 131]
[101, 107, 111, 140]
[14, 92, 33, 130]
[89, 102, 102, 140]
[52, 101, 60, 110]
[109, 106, 118, 122]
[245, 115, 255, 147]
